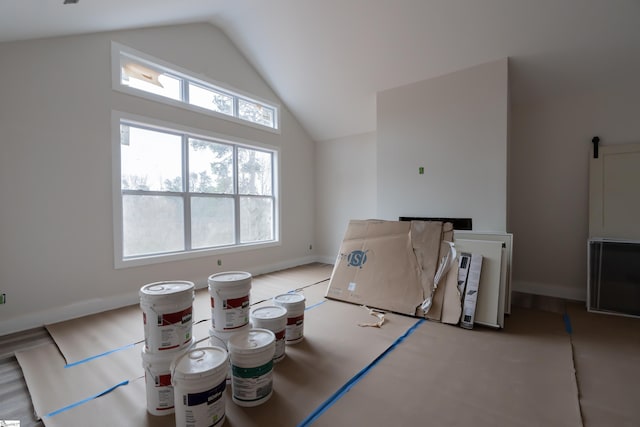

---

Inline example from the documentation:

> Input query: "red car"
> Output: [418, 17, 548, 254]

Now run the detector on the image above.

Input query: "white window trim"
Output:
[110, 41, 281, 134]
[111, 110, 281, 269]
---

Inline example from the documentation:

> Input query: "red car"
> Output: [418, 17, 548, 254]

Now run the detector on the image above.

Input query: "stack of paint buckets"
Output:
[138, 272, 308, 423]
[207, 272, 279, 408]
[273, 292, 307, 345]
[208, 272, 253, 347]
[139, 281, 196, 417]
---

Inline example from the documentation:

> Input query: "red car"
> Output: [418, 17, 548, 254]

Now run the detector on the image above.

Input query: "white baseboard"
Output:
[0, 292, 141, 337]
[512, 280, 586, 302]
[0, 255, 327, 337]
[316, 254, 338, 265]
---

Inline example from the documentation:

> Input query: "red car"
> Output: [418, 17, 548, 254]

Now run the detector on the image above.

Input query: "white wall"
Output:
[0, 23, 316, 335]
[315, 132, 377, 262]
[376, 59, 509, 232]
[509, 85, 640, 301]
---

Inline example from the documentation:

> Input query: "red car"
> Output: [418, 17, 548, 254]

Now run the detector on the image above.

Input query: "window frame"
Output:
[112, 111, 280, 269]
[111, 42, 280, 133]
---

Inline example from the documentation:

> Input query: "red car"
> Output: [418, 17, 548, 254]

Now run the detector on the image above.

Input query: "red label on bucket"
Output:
[156, 373, 172, 387]
[224, 295, 249, 309]
[157, 307, 192, 326]
[287, 314, 304, 326]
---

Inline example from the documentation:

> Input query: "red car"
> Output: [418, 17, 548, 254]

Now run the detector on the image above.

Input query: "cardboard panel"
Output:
[327, 220, 459, 319]
[15, 342, 143, 419]
[313, 307, 582, 427]
[566, 303, 640, 426]
[326, 220, 424, 315]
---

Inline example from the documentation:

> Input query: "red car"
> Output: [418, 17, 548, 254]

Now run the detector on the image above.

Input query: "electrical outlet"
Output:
[0, 293, 5, 304]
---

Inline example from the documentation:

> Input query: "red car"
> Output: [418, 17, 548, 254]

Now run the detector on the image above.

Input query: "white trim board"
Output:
[454, 231, 513, 314]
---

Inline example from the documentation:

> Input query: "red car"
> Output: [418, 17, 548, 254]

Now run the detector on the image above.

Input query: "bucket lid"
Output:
[251, 305, 287, 321]
[273, 292, 306, 306]
[228, 329, 275, 354]
[208, 271, 252, 287]
[140, 281, 194, 298]
[172, 347, 228, 380]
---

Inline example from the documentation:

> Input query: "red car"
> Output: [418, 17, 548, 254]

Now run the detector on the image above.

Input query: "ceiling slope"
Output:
[1, 0, 639, 142]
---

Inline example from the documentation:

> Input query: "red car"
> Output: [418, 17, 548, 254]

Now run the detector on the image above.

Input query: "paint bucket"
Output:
[208, 324, 250, 349]
[208, 324, 250, 384]
[250, 306, 287, 362]
[141, 342, 192, 416]
[172, 347, 228, 427]
[273, 293, 306, 344]
[140, 281, 194, 353]
[208, 272, 252, 332]
[228, 328, 276, 407]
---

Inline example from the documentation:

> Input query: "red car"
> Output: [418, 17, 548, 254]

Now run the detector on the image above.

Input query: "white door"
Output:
[589, 142, 640, 240]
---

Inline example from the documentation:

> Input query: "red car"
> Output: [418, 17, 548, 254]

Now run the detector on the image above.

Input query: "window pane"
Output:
[121, 60, 182, 101]
[238, 148, 272, 195]
[238, 98, 275, 128]
[189, 138, 234, 194]
[121, 125, 183, 191]
[123, 195, 184, 257]
[188, 83, 233, 116]
[240, 197, 273, 243]
[191, 196, 235, 249]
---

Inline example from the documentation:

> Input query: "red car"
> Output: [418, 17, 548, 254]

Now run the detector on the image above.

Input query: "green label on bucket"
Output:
[232, 360, 273, 379]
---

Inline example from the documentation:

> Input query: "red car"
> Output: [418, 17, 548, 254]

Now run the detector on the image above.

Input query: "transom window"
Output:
[115, 117, 278, 266]
[113, 42, 279, 131]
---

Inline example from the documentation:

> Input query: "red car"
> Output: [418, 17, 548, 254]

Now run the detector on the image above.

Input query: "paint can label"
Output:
[179, 380, 226, 427]
[231, 361, 273, 402]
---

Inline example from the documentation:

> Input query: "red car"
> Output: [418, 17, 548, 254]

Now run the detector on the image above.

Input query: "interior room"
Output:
[1, 1, 639, 426]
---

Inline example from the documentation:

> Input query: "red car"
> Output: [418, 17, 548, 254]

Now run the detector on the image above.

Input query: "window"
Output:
[115, 115, 278, 267]
[113, 42, 279, 132]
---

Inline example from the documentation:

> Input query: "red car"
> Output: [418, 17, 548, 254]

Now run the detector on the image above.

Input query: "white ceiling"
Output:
[1, 0, 639, 142]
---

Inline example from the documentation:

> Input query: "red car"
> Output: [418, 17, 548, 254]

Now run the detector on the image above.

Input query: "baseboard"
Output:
[512, 280, 586, 302]
[316, 254, 338, 265]
[0, 292, 140, 337]
[0, 255, 326, 337]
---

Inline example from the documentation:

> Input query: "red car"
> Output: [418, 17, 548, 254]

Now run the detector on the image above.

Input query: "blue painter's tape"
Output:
[44, 379, 129, 418]
[64, 342, 138, 368]
[297, 318, 425, 427]
[305, 300, 326, 311]
[563, 313, 573, 335]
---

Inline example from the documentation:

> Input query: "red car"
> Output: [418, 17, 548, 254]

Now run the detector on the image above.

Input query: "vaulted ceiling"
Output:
[2, 0, 639, 141]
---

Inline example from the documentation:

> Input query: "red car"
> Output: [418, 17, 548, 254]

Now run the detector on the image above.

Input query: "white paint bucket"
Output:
[171, 347, 228, 427]
[228, 328, 276, 407]
[208, 272, 252, 332]
[250, 306, 287, 362]
[208, 324, 250, 349]
[208, 324, 251, 385]
[273, 293, 306, 344]
[140, 281, 194, 353]
[141, 342, 192, 416]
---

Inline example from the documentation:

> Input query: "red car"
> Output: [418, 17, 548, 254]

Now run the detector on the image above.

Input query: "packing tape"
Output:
[563, 313, 573, 335]
[43, 379, 130, 418]
[64, 342, 140, 368]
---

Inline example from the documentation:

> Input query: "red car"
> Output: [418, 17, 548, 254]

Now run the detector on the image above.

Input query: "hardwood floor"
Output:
[0, 327, 52, 427]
